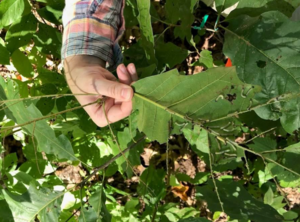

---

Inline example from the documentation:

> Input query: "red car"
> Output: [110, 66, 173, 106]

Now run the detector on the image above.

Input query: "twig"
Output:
[79, 136, 146, 186]
[208, 140, 225, 213]
[263, 158, 291, 208]
[102, 101, 156, 198]
[241, 127, 277, 144]
[0, 99, 101, 132]
[31, 121, 41, 175]
[151, 204, 158, 222]
[65, 200, 89, 222]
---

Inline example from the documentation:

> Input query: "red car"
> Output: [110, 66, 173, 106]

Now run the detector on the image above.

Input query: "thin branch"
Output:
[102, 101, 156, 198]
[0, 99, 101, 133]
[241, 127, 277, 144]
[79, 136, 146, 186]
[208, 140, 225, 213]
[0, 93, 98, 104]
[263, 158, 291, 208]
[31, 121, 41, 175]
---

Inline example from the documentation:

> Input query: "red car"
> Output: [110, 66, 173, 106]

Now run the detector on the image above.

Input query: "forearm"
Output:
[64, 55, 105, 73]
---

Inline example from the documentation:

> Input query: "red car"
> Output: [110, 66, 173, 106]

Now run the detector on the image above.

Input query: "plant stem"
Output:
[79, 136, 146, 186]
[0, 99, 101, 132]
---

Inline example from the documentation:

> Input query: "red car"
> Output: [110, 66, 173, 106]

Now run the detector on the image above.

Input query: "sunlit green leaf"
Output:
[0, 0, 31, 28]
[11, 49, 34, 78]
[223, 11, 300, 133]
[136, 0, 157, 66]
[133, 67, 259, 143]
[5, 13, 37, 52]
[0, 183, 63, 222]
[196, 180, 283, 221]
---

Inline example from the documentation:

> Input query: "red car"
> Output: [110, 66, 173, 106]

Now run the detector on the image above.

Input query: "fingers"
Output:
[117, 63, 138, 84]
[85, 98, 132, 127]
[127, 63, 138, 82]
[94, 78, 133, 102]
[117, 64, 132, 85]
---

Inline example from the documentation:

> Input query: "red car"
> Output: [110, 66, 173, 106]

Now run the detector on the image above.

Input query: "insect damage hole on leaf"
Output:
[225, 93, 237, 104]
[256, 60, 267, 68]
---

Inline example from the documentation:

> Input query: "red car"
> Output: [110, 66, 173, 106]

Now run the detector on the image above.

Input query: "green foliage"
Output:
[0, 182, 64, 221]
[0, 0, 300, 221]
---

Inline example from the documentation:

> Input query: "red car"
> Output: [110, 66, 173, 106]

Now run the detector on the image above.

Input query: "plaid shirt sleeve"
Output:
[61, 0, 125, 71]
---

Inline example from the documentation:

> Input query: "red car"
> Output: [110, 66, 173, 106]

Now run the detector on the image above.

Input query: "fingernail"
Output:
[120, 64, 127, 73]
[121, 88, 131, 100]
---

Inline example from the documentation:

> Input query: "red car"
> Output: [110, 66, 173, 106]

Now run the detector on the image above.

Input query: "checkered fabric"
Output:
[61, 0, 125, 71]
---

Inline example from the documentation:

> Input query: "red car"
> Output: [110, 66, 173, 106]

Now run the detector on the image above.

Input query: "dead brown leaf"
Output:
[171, 184, 189, 201]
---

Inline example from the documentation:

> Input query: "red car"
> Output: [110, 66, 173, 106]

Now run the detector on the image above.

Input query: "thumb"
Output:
[94, 78, 134, 101]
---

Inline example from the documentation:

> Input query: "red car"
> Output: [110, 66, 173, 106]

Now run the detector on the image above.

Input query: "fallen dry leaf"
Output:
[171, 184, 189, 201]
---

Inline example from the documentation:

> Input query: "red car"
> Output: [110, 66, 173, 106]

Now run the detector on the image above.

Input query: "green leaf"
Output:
[0, 38, 11, 65]
[223, 11, 300, 133]
[231, 0, 297, 18]
[165, 0, 198, 40]
[33, 23, 62, 58]
[164, 207, 199, 222]
[136, 0, 157, 66]
[192, 50, 214, 69]
[178, 217, 211, 222]
[155, 42, 189, 69]
[213, 0, 239, 13]
[248, 138, 277, 160]
[196, 180, 283, 222]
[0, 78, 77, 161]
[37, 6, 62, 25]
[79, 186, 111, 222]
[264, 187, 274, 205]
[36, 97, 55, 115]
[36, 0, 65, 10]
[89, 186, 111, 222]
[0, 0, 31, 28]
[0, 183, 63, 222]
[132, 67, 259, 143]
[11, 49, 34, 78]
[6, 170, 34, 195]
[5, 13, 38, 52]
[137, 165, 166, 206]
[183, 125, 209, 154]
[124, 0, 139, 28]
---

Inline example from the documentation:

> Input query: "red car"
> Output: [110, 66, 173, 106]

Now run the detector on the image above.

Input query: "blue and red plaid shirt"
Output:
[61, 0, 125, 71]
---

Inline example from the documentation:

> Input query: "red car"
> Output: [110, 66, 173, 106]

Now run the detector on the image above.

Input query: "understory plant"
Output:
[0, 0, 300, 221]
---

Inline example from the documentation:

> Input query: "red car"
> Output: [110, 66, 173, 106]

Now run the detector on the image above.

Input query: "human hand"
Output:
[64, 55, 138, 127]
